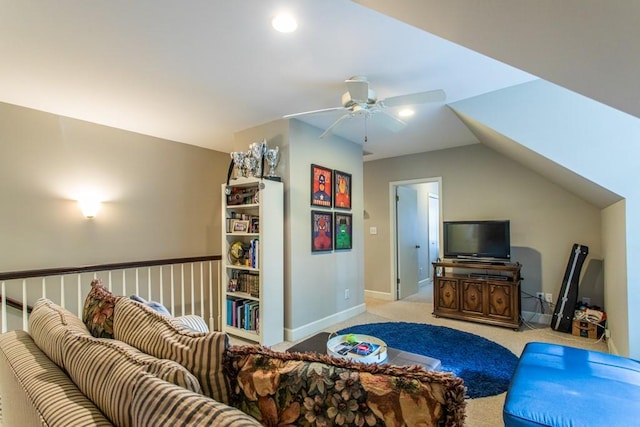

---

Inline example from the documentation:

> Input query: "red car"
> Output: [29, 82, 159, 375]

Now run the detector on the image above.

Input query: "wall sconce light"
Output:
[78, 197, 101, 219]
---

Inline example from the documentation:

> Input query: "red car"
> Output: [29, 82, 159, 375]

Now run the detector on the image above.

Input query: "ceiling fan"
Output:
[284, 76, 446, 139]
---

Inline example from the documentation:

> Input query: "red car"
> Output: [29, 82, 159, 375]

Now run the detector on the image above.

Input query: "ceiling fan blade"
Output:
[319, 113, 352, 139]
[374, 110, 407, 133]
[381, 89, 446, 108]
[345, 78, 369, 102]
[283, 106, 345, 119]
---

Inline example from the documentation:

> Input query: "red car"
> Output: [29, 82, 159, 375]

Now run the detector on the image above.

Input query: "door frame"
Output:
[388, 177, 443, 300]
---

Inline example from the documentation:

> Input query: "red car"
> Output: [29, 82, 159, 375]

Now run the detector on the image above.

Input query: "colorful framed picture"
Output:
[310, 164, 332, 208]
[333, 170, 352, 210]
[311, 210, 333, 252]
[334, 213, 352, 250]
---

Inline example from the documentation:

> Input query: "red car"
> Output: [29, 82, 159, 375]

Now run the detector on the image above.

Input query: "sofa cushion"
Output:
[114, 297, 230, 403]
[63, 331, 201, 427]
[0, 330, 113, 426]
[224, 345, 467, 427]
[28, 298, 91, 368]
[132, 372, 261, 426]
[82, 279, 120, 338]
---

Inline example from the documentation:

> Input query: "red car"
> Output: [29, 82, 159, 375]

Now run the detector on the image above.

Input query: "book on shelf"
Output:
[226, 187, 257, 205]
[226, 297, 260, 332]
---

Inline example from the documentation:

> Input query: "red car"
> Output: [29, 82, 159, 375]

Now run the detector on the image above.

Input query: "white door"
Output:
[428, 193, 440, 280]
[396, 186, 419, 299]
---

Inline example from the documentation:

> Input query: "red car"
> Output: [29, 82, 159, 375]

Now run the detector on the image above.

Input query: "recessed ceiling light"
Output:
[272, 13, 298, 33]
[398, 108, 414, 118]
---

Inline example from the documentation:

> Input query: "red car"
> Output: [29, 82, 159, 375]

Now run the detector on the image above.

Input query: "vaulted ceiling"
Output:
[1, 1, 536, 161]
[2, 0, 638, 200]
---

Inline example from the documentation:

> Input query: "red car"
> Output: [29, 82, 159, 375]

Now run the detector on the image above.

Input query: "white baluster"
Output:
[181, 264, 185, 316]
[159, 267, 164, 308]
[147, 267, 152, 300]
[60, 276, 65, 309]
[1, 281, 7, 333]
[200, 263, 204, 318]
[170, 265, 175, 317]
[77, 274, 83, 318]
[22, 279, 28, 332]
[190, 263, 195, 315]
[208, 261, 214, 331]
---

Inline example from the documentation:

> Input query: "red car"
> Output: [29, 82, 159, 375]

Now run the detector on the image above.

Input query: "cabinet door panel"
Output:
[488, 283, 512, 320]
[462, 281, 484, 315]
[436, 279, 458, 310]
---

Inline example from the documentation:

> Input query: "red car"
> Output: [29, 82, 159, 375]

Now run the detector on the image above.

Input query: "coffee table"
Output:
[286, 331, 441, 371]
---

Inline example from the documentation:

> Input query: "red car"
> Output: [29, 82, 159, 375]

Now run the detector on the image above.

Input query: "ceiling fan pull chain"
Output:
[364, 115, 368, 143]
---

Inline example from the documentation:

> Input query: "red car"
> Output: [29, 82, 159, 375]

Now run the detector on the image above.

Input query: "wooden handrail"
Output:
[0, 255, 222, 281]
[0, 295, 31, 313]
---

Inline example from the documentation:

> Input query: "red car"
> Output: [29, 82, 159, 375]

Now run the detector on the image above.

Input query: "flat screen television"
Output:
[443, 220, 511, 262]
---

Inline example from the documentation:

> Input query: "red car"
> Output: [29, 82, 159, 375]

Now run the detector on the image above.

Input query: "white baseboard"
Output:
[522, 310, 552, 325]
[284, 303, 367, 342]
[364, 290, 393, 301]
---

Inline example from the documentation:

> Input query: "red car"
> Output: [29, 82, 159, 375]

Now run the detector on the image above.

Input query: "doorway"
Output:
[390, 178, 442, 300]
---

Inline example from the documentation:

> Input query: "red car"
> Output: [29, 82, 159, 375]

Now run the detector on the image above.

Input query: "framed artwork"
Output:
[334, 213, 352, 250]
[311, 210, 333, 252]
[230, 219, 250, 233]
[310, 164, 332, 208]
[333, 170, 352, 210]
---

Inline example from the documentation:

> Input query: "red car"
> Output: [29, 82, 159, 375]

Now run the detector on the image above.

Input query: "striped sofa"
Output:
[0, 298, 261, 426]
[1, 292, 467, 426]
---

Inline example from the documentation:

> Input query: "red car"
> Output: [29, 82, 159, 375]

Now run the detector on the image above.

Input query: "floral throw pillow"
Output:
[224, 345, 466, 427]
[82, 279, 119, 338]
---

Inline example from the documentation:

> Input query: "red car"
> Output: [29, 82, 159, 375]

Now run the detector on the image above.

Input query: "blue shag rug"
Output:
[338, 322, 518, 399]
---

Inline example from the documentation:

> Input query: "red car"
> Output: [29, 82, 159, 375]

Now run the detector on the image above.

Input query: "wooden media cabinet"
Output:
[432, 260, 522, 330]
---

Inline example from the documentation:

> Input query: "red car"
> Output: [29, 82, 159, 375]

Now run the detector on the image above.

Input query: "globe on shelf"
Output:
[229, 241, 245, 265]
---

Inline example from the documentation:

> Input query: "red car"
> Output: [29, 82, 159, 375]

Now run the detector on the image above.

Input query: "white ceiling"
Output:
[0, 0, 538, 161]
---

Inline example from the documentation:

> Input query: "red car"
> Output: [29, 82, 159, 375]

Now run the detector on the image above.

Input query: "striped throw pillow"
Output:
[63, 332, 201, 427]
[28, 298, 91, 368]
[0, 330, 113, 426]
[170, 314, 210, 332]
[114, 297, 230, 403]
[132, 372, 260, 426]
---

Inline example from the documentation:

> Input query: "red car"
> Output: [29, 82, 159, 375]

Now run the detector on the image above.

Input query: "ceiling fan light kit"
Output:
[284, 76, 445, 139]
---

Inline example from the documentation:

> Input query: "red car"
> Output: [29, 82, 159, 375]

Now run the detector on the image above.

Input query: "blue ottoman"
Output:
[503, 342, 640, 426]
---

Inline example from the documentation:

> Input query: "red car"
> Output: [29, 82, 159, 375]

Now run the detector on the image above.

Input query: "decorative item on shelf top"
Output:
[229, 139, 280, 181]
[264, 145, 280, 181]
[229, 241, 246, 265]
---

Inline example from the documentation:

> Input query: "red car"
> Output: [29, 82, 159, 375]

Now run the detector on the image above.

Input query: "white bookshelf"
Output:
[221, 177, 283, 346]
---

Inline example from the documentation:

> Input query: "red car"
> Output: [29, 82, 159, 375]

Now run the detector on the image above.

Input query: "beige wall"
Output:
[0, 102, 228, 271]
[235, 119, 365, 341]
[364, 144, 603, 313]
[602, 200, 628, 355]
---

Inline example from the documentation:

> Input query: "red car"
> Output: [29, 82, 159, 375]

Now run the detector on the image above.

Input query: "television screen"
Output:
[443, 220, 511, 261]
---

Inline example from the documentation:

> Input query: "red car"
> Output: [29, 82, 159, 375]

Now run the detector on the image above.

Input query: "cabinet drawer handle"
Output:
[496, 297, 503, 304]
[470, 294, 476, 301]
[445, 292, 451, 298]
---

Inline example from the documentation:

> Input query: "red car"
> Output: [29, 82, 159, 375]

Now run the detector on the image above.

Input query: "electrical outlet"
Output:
[344, 289, 350, 299]
[545, 293, 553, 303]
[582, 297, 591, 305]
[536, 292, 544, 301]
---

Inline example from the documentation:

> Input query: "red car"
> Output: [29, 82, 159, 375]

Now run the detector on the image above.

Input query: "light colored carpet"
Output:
[264, 285, 608, 427]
